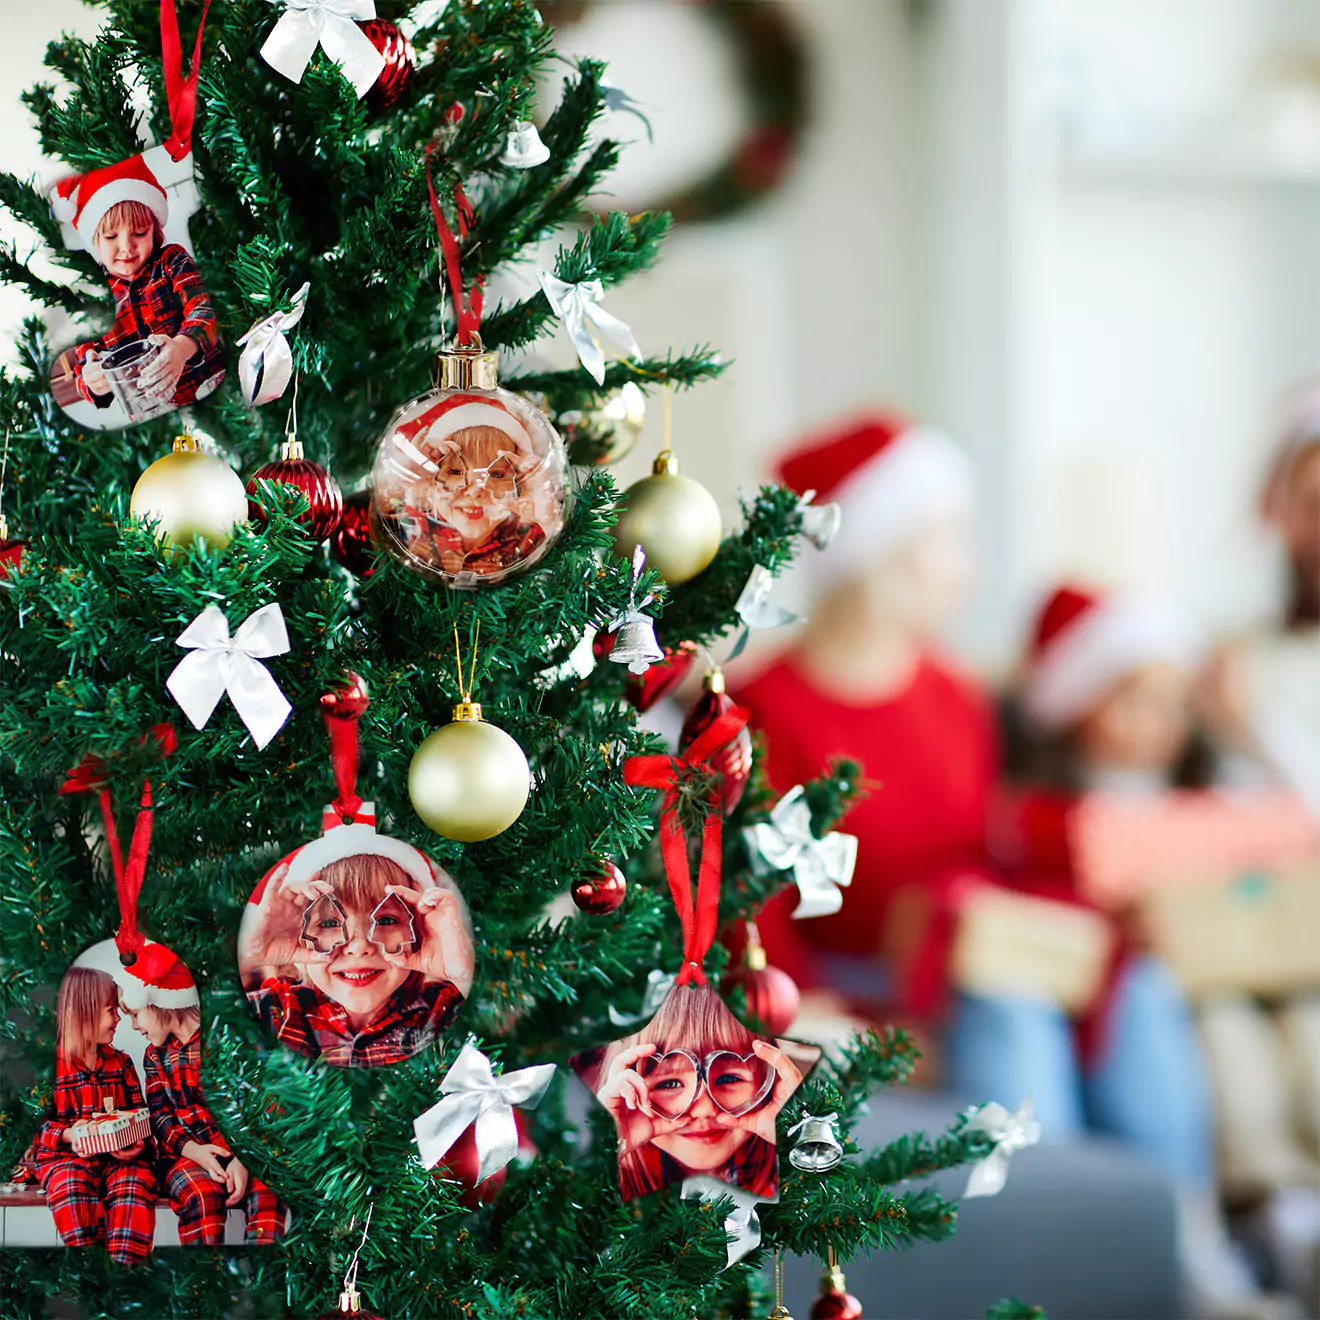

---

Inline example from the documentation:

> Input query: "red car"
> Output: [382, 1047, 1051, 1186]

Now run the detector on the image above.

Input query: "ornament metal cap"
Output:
[652, 448, 680, 476]
[338, 1287, 362, 1315]
[821, 1267, 849, 1294]
[172, 431, 200, 454]
[452, 700, 483, 722]
[433, 335, 499, 391]
[789, 1114, 844, 1172]
[702, 667, 726, 695]
[280, 436, 306, 461]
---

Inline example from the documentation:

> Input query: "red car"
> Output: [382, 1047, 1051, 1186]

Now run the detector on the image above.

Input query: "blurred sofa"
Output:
[784, 1089, 1182, 1320]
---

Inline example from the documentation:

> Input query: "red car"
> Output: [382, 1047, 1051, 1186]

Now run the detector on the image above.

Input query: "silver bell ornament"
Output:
[788, 1112, 844, 1173]
[609, 616, 664, 673]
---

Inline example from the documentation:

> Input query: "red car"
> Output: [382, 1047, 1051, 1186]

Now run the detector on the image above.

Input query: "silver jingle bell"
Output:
[789, 1114, 844, 1172]
[800, 499, 842, 551]
[607, 614, 665, 674]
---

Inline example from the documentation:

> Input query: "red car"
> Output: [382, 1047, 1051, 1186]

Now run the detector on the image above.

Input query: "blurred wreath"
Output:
[543, 0, 809, 223]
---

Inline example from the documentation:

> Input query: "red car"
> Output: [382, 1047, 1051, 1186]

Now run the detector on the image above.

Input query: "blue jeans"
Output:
[946, 956, 1213, 1187]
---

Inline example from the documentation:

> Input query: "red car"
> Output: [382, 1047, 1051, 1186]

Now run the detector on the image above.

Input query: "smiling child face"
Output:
[426, 426, 523, 546]
[95, 202, 158, 280]
[95, 998, 121, 1048]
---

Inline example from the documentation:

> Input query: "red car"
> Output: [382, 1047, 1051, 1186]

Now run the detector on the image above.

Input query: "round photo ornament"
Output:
[237, 678, 476, 1068]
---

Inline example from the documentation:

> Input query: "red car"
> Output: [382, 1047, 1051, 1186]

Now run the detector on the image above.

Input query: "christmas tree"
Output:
[0, 3, 1031, 1316]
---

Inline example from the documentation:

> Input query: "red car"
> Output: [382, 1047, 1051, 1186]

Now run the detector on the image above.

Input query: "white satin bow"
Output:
[962, 1098, 1041, 1198]
[166, 604, 292, 750]
[501, 121, 550, 169]
[728, 564, 801, 660]
[743, 785, 858, 919]
[536, 270, 641, 386]
[237, 282, 310, 407]
[260, 0, 385, 99]
[414, 1041, 556, 1183]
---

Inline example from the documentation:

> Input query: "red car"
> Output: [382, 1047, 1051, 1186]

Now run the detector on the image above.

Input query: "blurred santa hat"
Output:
[118, 940, 199, 1011]
[51, 154, 169, 257]
[1261, 377, 1320, 520]
[1023, 584, 1203, 732]
[774, 411, 975, 586]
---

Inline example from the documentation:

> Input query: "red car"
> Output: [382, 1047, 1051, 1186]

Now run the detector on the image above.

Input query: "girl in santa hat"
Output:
[990, 584, 1297, 1318]
[118, 941, 284, 1246]
[49, 153, 224, 415]
[33, 966, 157, 1265]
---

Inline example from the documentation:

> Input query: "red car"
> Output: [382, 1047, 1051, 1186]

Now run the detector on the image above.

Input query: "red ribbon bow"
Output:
[160, 0, 212, 161]
[59, 725, 176, 960]
[623, 705, 750, 985]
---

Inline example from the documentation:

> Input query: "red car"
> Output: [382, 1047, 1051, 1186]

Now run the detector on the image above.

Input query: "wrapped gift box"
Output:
[68, 1104, 150, 1158]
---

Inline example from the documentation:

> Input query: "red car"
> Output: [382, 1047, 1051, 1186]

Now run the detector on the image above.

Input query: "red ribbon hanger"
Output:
[623, 705, 750, 985]
[160, 0, 212, 161]
[59, 725, 176, 961]
[320, 678, 370, 823]
[426, 130, 485, 347]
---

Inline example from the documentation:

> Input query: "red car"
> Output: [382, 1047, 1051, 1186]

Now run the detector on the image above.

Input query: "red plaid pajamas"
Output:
[73, 241, 224, 408]
[34, 1045, 157, 1264]
[144, 1036, 283, 1244]
[248, 971, 463, 1066]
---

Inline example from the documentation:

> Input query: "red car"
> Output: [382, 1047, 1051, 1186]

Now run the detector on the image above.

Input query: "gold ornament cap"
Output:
[452, 700, 483, 722]
[433, 337, 499, 391]
[652, 448, 680, 476]
[703, 667, 726, 694]
[0, 513, 8, 541]
[172, 432, 200, 454]
[821, 1267, 849, 1294]
[339, 1287, 362, 1315]
[280, 436, 306, 461]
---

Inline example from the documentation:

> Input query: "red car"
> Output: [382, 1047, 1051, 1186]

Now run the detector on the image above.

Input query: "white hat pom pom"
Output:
[51, 189, 78, 223]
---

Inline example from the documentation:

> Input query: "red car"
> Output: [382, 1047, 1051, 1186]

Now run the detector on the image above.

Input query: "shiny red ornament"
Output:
[723, 926, 800, 1035]
[358, 17, 415, 111]
[0, 535, 27, 578]
[809, 1286, 863, 1320]
[330, 489, 377, 577]
[319, 672, 370, 722]
[679, 669, 752, 813]
[247, 439, 344, 542]
[316, 1288, 383, 1320]
[594, 632, 697, 712]
[433, 1121, 506, 1208]
[571, 858, 627, 915]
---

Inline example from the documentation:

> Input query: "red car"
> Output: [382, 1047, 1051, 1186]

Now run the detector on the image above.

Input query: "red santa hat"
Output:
[774, 412, 975, 583]
[1022, 584, 1203, 732]
[50, 154, 170, 256]
[118, 940, 200, 1011]
[283, 801, 436, 891]
[396, 392, 537, 462]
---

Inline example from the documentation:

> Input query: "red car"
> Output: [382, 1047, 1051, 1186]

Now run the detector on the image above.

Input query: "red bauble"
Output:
[358, 17, 415, 110]
[320, 672, 370, 721]
[247, 441, 343, 542]
[330, 489, 377, 577]
[724, 959, 800, 1036]
[571, 858, 627, 915]
[316, 1289, 384, 1320]
[679, 670, 752, 812]
[810, 1287, 863, 1320]
[594, 633, 697, 712]
[0, 535, 27, 579]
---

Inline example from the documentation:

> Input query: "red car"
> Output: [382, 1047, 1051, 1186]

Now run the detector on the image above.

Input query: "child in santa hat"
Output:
[734, 411, 992, 1013]
[239, 813, 475, 1068]
[50, 154, 224, 413]
[33, 966, 157, 1265]
[118, 941, 284, 1246]
[990, 584, 1298, 1319]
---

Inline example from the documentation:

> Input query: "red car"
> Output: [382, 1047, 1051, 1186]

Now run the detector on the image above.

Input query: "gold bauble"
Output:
[408, 702, 531, 842]
[611, 450, 722, 585]
[562, 381, 647, 466]
[129, 434, 247, 553]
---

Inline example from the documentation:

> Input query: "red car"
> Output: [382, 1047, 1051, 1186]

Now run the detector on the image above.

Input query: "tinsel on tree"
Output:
[0, 3, 1031, 1317]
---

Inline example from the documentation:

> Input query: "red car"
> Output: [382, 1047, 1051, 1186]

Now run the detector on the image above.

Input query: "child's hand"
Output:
[109, 1140, 146, 1163]
[238, 862, 335, 969]
[81, 352, 109, 395]
[714, 1040, 803, 1146]
[379, 882, 476, 997]
[223, 1156, 250, 1208]
[139, 334, 197, 400]
[597, 1042, 690, 1153]
[181, 1139, 230, 1182]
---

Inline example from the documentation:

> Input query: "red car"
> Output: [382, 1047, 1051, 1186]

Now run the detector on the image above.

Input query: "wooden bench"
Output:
[0, 1185, 251, 1247]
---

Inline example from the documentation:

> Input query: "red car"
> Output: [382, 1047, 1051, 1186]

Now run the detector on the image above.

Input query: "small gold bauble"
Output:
[129, 435, 248, 553]
[611, 450, 722, 585]
[408, 705, 531, 842]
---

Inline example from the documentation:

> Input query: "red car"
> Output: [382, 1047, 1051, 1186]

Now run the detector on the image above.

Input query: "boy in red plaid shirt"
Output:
[50, 153, 224, 413]
[34, 967, 157, 1265]
[239, 816, 475, 1068]
[120, 942, 284, 1246]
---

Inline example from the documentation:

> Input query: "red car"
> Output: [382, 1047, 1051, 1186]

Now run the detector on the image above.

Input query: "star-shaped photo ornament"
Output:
[570, 981, 820, 1203]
